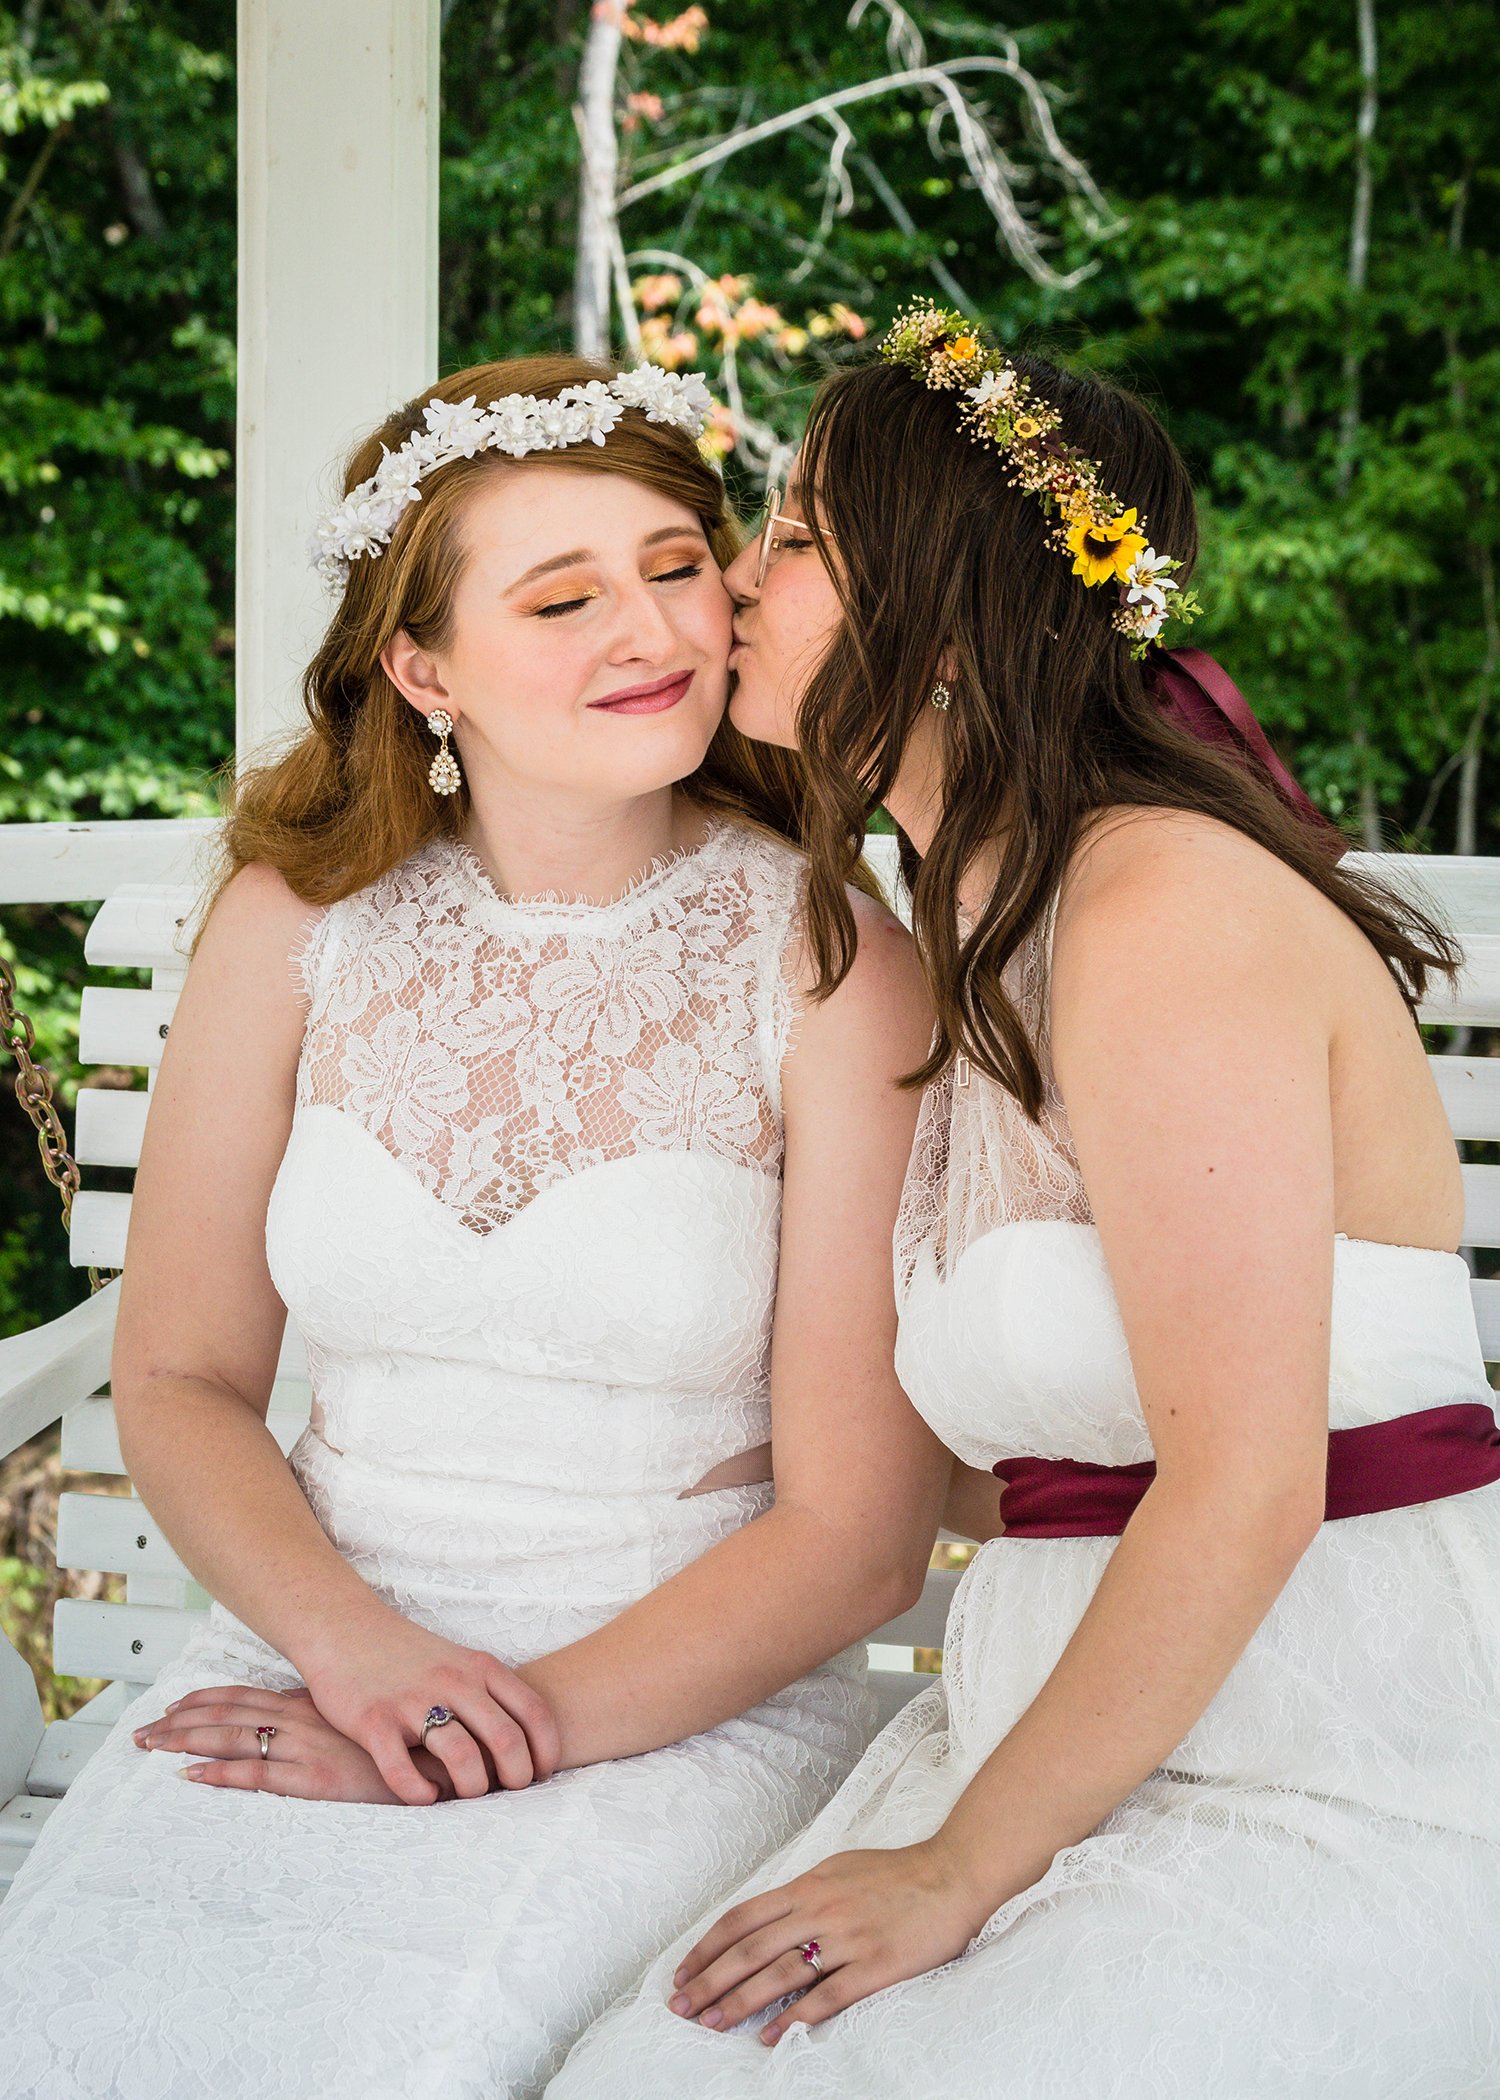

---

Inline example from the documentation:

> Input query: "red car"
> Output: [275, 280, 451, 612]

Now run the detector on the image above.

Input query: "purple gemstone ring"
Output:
[419, 1704, 455, 1750]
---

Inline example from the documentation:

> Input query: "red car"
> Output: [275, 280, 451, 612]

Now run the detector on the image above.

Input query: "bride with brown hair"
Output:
[549, 308, 1500, 2096]
[0, 355, 946, 2098]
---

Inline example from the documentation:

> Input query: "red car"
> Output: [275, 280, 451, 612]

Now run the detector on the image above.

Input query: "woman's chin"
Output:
[727, 681, 799, 753]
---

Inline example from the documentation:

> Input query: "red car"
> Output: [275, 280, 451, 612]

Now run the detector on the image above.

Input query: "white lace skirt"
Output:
[0, 1602, 871, 2100]
[549, 1486, 1500, 2099]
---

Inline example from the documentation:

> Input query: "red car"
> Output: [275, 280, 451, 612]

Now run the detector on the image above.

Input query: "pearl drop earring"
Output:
[426, 709, 462, 796]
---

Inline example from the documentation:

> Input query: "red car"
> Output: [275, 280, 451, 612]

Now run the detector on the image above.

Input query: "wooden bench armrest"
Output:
[0, 1279, 120, 1463]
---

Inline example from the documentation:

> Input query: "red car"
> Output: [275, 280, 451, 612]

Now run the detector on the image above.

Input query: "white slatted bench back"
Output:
[45, 851, 1500, 1744]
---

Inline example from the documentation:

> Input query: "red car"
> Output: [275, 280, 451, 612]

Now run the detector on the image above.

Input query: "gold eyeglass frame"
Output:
[754, 483, 836, 590]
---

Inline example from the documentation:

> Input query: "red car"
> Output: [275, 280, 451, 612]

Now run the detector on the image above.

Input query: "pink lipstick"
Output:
[588, 670, 694, 716]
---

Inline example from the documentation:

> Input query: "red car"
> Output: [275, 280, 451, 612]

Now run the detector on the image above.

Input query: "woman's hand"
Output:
[665, 1838, 998, 2045]
[283, 1607, 560, 1805]
[133, 1685, 457, 1805]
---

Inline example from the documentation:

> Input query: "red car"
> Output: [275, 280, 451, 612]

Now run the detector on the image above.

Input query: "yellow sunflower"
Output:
[1014, 414, 1041, 440]
[1065, 506, 1147, 588]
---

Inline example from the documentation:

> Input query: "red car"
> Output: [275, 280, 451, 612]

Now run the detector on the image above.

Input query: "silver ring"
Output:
[419, 1704, 454, 1750]
[254, 1725, 277, 1761]
[798, 1939, 823, 1977]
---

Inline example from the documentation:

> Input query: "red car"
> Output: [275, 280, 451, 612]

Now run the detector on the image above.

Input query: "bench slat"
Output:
[25, 1717, 118, 1798]
[1470, 1279, 1500, 1361]
[869, 1669, 937, 1729]
[868, 1566, 960, 1650]
[57, 1492, 188, 1580]
[67, 1189, 132, 1269]
[74, 1086, 151, 1169]
[1460, 1166, 1500, 1249]
[84, 885, 199, 972]
[1428, 1057, 1500, 1142]
[52, 1599, 202, 1685]
[79, 984, 178, 1070]
[0, 1794, 61, 1842]
[0, 1795, 62, 1897]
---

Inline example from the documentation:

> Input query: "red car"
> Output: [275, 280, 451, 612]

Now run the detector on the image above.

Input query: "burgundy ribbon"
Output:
[1149, 646, 1345, 857]
[994, 1402, 1500, 1539]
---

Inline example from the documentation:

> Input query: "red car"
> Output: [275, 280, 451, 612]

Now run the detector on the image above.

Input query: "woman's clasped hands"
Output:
[665, 1836, 998, 2047]
[132, 1605, 559, 1806]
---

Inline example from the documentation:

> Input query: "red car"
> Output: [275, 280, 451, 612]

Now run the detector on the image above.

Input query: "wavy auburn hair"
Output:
[791, 353, 1459, 1109]
[195, 354, 811, 939]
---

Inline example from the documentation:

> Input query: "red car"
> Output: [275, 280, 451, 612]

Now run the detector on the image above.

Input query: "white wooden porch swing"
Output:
[4, 0, 1500, 1907]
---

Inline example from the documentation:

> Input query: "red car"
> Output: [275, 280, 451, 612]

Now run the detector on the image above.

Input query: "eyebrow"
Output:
[505, 524, 706, 593]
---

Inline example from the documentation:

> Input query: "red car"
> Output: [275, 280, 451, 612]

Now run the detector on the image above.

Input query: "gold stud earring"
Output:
[930, 680, 953, 712]
[426, 708, 462, 796]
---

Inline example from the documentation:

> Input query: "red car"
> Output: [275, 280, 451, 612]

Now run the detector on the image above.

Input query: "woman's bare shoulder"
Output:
[185, 862, 327, 1032]
[787, 879, 932, 1092]
[1058, 805, 1320, 954]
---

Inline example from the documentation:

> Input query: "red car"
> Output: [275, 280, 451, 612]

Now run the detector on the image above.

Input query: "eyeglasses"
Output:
[754, 482, 836, 591]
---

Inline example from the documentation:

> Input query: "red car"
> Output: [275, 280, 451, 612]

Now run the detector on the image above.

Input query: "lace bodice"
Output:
[894, 896, 1090, 1303]
[293, 818, 796, 1234]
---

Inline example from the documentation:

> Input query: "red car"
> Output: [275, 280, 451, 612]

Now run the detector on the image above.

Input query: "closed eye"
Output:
[532, 562, 705, 619]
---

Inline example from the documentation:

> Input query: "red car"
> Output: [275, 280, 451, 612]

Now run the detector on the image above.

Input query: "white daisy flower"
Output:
[1124, 547, 1181, 613]
[966, 368, 1019, 408]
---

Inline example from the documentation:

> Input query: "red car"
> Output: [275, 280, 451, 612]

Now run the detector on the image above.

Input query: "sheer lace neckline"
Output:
[435, 814, 731, 926]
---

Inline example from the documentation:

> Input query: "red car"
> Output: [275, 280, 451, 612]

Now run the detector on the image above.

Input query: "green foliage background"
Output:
[2, 0, 1497, 1348]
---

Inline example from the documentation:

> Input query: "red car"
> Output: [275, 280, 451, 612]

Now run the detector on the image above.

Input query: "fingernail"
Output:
[668, 1995, 690, 2016]
[762, 2027, 781, 2047]
[132, 1730, 146, 1745]
[165, 1700, 180, 1712]
[178, 1766, 204, 1780]
[672, 1966, 686, 1987]
[699, 2009, 723, 2029]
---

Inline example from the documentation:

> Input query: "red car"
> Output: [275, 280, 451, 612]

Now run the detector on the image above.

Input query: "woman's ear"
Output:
[381, 630, 456, 721]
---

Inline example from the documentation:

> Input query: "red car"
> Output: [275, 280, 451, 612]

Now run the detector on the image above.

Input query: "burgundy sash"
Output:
[994, 1403, 1500, 1539]
[1149, 646, 1346, 858]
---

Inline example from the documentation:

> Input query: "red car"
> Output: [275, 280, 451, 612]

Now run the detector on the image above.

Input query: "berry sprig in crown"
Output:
[880, 301, 1202, 658]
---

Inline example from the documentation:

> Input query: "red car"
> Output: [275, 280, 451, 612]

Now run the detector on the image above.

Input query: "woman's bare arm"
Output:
[930, 815, 1338, 1911]
[516, 889, 952, 1769]
[112, 865, 379, 1653]
[113, 864, 557, 1804]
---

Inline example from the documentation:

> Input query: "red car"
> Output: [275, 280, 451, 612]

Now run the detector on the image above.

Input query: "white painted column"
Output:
[236, 0, 440, 764]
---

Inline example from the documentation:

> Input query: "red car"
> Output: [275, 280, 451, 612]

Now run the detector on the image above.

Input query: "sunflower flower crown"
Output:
[880, 301, 1202, 657]
[309, 364, 715, 597]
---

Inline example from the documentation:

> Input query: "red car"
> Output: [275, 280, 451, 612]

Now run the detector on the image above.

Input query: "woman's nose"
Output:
[614, 579, 679, 660]
[721, 540, 760, 609]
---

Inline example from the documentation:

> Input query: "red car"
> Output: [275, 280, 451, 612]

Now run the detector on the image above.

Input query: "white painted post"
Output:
[236, 0, 441, 767]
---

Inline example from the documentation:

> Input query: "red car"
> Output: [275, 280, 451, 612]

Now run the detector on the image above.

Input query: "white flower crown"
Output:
[309, 364, 716, 595]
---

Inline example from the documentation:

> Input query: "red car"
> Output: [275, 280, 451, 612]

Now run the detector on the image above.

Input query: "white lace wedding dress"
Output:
[551, 898, 1500, 2099]
[0, 818, 874, 2100]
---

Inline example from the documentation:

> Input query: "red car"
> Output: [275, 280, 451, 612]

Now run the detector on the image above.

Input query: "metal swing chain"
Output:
[0, 945, 118, 1294]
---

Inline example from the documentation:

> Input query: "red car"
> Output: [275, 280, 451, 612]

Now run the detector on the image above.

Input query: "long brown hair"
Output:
[792, 353, 1459, 1109]
[196, 354, 810, 939]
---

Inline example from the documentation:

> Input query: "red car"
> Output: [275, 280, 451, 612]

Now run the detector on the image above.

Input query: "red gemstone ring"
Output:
[254, 1725, 277, 1762]
[798, 1939, 823, 1977]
